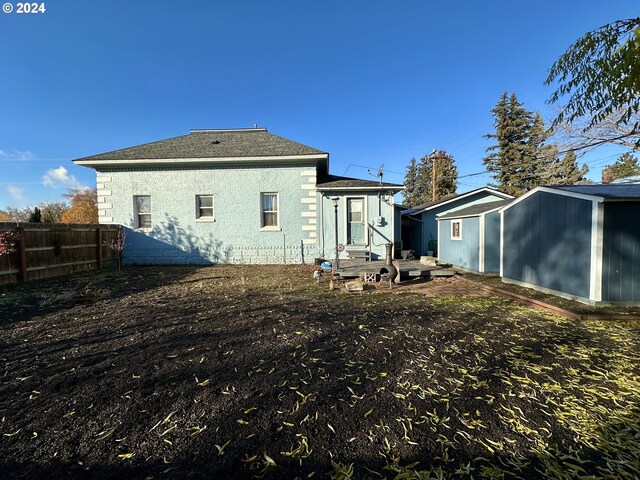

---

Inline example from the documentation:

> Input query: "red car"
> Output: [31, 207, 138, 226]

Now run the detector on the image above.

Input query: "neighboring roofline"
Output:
[500, 186, 604, 213]
[436, 204, 505, 220]
[407, 187, 514, 215]
[74, 153, 329, 168]
[189, 128, 268, 133]
[316, 185, 403, 192]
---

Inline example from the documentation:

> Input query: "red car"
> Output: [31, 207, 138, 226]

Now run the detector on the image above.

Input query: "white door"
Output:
[347, 198, 365, 245]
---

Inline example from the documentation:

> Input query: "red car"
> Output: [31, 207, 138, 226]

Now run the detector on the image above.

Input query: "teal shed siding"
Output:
[602, 202, 640, 302]
[412, 191, 510, 255]
[502, 192, 592, 299]
[483, 211, 501, 273]
[438, 217, 480, 271]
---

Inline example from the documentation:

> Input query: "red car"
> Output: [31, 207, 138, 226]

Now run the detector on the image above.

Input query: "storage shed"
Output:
[401, 187, 513, 256]
[437, 200, 511, 273]
[501, 184, 640, 304]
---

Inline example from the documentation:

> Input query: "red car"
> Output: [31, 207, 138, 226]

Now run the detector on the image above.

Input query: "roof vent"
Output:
[211, 140, 220, 144]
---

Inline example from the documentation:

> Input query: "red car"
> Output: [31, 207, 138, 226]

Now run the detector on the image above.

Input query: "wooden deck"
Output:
[335, 258, 454, 279]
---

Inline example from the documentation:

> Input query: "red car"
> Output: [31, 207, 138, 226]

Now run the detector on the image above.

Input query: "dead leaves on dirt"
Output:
[2, 266, 640, 479]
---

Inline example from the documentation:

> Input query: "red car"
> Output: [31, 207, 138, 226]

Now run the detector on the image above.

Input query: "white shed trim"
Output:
[589, 201, 605, 301]
[478, 214, 485, 273]
[500, 186, 605, 213]
[499, 210, 504, 278]
[411, 188, 513, 215]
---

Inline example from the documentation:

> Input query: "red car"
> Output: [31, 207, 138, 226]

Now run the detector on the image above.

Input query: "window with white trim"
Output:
[134, 195, 151, 229]
[196, 195, 214, 220]
[261, 192, 279, 228]
[451, 220, 462, 240]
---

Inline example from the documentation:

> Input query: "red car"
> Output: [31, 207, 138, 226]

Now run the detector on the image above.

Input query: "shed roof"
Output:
[316, 174, 403, 191]
[402, 187, 513, 215]
[612, 175, 640, 184]
[437, 200, 512, 220]
[74, 129, 328, 164]
[547, 184, 640, 199]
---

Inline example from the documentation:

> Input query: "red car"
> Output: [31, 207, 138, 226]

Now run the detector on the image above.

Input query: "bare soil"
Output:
[1, 266, 639, 479]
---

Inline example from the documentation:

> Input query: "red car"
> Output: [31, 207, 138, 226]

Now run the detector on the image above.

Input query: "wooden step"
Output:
[347, 249, 370, 259]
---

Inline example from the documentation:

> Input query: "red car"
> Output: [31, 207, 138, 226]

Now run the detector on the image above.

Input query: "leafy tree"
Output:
[483, 92, 552, 196]
[0, 210, 10, 222]
[601, 152, 640, 183]
[546, 18, 640, 148]
[545, 151, 590, 185]
[403, 151, 458, 207]
[60, 188, 98, 224]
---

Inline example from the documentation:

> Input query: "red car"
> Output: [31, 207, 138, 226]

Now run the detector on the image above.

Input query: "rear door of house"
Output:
[347, 198, 365, 245]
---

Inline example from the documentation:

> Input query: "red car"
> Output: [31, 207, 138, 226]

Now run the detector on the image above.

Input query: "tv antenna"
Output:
[368, 163, 384, 184]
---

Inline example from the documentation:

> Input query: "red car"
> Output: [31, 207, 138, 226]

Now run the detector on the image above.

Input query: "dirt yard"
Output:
[1, 265, 639, 479]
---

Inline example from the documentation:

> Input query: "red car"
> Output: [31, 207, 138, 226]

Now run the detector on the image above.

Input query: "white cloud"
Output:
[42, 166, 84, 189]
[6, 185, 25, 202]
[0, 149, 33, 160]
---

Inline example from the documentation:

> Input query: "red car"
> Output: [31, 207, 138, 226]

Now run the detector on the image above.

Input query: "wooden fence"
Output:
[0, 223, 120, 285]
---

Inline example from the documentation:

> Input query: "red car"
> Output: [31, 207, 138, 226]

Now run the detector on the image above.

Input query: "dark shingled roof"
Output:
[74, 129, 327, 162]
[547, 184, 640, 199]
[437, 200, 512, 219]
[315, 174, 403, 190]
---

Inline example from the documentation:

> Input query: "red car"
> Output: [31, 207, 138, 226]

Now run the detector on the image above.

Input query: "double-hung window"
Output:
[261, 193, 279, 229]
[134, 195, 151, 229]
[196, 195, 214, 220]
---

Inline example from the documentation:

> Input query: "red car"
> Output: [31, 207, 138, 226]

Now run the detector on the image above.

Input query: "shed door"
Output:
[347, 198, 365, 245]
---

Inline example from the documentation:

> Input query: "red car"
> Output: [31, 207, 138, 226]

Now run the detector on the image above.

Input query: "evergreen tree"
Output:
[546, 151, 590, 185]
[484, 93, 555, 196]
[402, 158, 418, 207]
[402, 151, 458, 207]
[602, 152, 640, 183]
[29, 207, 42, 223]
[431, 150, 458, 200]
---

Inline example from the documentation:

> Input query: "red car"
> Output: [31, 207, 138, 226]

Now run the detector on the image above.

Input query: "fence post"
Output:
[96, 226, 103, 269]
[18, 225, 27, 282]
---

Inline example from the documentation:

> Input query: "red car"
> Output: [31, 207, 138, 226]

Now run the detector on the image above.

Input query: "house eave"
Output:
[316, 186, 403, 192]
[74, 154, 329, 169]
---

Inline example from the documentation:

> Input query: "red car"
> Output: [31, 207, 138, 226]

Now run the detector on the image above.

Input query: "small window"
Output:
[261, 192, 279, 228]
[451, 220, 462, 240]
[134, 195, 151, 229]
[196, 195, 214, 220]
[348, 198, 363, 223]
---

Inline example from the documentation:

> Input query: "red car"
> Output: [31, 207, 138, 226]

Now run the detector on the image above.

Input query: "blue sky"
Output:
[0, 0, 638, 208]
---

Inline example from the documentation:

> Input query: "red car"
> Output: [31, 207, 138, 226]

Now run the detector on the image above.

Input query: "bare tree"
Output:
[552, 109, 640, 154]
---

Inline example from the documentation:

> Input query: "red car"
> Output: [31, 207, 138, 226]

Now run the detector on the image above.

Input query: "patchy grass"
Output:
[462, 271, 640, 317]
[1, 265, 639, 479]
